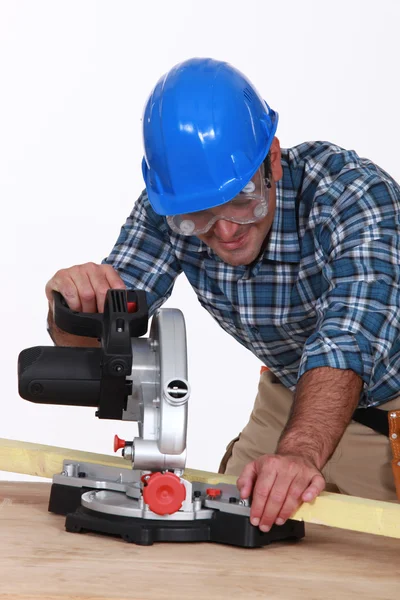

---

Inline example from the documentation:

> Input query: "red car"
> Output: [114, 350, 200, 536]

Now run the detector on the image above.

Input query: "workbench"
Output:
[0, 482, 399, 599]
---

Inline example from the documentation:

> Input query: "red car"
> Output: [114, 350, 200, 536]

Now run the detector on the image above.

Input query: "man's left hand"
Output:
[236, 454, 325, 531]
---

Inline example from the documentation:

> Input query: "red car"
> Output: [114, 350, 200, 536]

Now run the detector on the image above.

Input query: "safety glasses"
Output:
[167, 167, 270, 236]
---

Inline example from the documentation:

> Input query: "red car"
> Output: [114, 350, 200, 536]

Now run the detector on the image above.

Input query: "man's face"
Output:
[197, 180, 277, 266]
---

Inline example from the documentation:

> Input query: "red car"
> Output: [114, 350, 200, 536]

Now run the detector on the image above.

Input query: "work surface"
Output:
[0, 483, 399, 600]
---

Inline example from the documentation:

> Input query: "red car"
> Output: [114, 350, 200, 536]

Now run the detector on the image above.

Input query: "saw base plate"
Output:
[50, 483, 305, 548]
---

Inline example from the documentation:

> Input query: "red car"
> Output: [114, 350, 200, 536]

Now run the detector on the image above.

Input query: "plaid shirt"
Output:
[104, 141, 400, 408]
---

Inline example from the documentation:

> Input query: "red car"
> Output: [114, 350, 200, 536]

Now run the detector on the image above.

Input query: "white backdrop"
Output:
[1, 0, 400, 481]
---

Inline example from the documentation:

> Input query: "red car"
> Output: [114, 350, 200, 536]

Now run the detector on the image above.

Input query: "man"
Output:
[46, 57, 400, 534]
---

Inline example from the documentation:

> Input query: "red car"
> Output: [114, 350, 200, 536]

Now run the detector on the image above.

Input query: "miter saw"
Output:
[17, 289, 304, 547]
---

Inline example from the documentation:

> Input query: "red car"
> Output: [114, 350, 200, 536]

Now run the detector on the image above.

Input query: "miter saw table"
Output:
[17, 289, 304, 547]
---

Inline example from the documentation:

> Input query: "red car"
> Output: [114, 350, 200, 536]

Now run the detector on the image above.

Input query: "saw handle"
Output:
[53, 291, 103, 338]
[53, 289, 148, 339]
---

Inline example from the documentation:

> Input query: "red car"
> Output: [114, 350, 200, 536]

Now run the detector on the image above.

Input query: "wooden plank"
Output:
[0, 437, 131, 478]
[1, 482, 400, 599]
[0, 437, 232, 483]
[1, 437, 400, 540]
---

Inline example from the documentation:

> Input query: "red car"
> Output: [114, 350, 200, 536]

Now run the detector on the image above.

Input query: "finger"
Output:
[274, 473, 310, 525]
[258, 470, 295, 531]
[236, 461, 257, 500]
[249, 468, 277, 527]
[83, 265, 117, 313]
[302, 473, 325, 502]
[68, 267, 100, 313]
[46, 274, 82, 312]
[97, 265, 126, 313]
[103, 265, 126, 290]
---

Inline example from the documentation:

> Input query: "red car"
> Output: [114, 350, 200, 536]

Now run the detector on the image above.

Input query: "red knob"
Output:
[142, 472, 186, 516]
[114, 434, 126, 453]
[206, 488, 222, 498]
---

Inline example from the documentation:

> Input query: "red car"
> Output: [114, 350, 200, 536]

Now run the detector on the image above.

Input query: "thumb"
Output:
[236, 461, 258, 500]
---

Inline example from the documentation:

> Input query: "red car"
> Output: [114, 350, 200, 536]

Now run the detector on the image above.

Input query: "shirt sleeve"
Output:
[298, 177, 400, 396]
[102, 190, 182, 316]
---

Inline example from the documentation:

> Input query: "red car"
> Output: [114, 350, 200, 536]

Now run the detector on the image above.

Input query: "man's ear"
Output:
[270, 137, 283, 182]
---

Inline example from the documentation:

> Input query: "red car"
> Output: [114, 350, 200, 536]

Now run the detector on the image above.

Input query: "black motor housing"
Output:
[18, 346, 102, 407]
[17, 289, 148, 419]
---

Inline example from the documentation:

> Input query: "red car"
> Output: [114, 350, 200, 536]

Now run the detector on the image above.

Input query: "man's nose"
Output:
[212, 219, 242, 241]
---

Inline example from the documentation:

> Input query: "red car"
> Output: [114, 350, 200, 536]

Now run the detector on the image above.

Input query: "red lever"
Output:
[114, 434, 126, 453]
[206, 488, 222, 498]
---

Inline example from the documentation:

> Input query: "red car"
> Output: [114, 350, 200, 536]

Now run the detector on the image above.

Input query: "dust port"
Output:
[163, 378, 190, 406]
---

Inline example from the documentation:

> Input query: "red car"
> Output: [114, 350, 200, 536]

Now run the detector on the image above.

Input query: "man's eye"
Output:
[183, 211, 203, 218]
[232, 197, 252, 206]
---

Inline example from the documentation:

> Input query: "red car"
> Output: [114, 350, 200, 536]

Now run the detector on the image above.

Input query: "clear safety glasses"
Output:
[167, 167, 271, 236]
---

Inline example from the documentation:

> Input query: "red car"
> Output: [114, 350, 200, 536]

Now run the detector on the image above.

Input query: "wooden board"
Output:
[0, 482, 400, 600]
[1, 438, 400, 539]
[0, 437, 230, 482]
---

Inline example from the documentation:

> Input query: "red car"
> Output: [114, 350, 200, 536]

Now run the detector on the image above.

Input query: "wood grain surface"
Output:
[0, 482, 400, 600]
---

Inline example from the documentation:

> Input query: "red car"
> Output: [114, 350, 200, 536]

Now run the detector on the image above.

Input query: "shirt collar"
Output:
[261, 171, 301, 264]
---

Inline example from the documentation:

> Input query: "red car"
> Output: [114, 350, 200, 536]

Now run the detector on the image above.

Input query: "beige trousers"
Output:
[219, 370, 400, 502]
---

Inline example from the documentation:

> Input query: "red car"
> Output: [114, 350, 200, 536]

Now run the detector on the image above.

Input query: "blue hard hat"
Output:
[142, 58, 278, 216]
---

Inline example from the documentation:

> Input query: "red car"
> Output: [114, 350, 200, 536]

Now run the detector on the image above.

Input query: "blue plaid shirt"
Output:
[104, 142, 400, 408]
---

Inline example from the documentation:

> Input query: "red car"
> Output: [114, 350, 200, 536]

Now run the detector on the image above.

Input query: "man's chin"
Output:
[215, 246, 258, 266]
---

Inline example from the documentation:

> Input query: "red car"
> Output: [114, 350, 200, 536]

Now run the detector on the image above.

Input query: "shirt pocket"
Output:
[197, 294, 235, 324]
[280, 315, 317, 344]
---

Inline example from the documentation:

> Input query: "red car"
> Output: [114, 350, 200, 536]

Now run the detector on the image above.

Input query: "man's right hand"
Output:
[45, 263, 126, 314]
